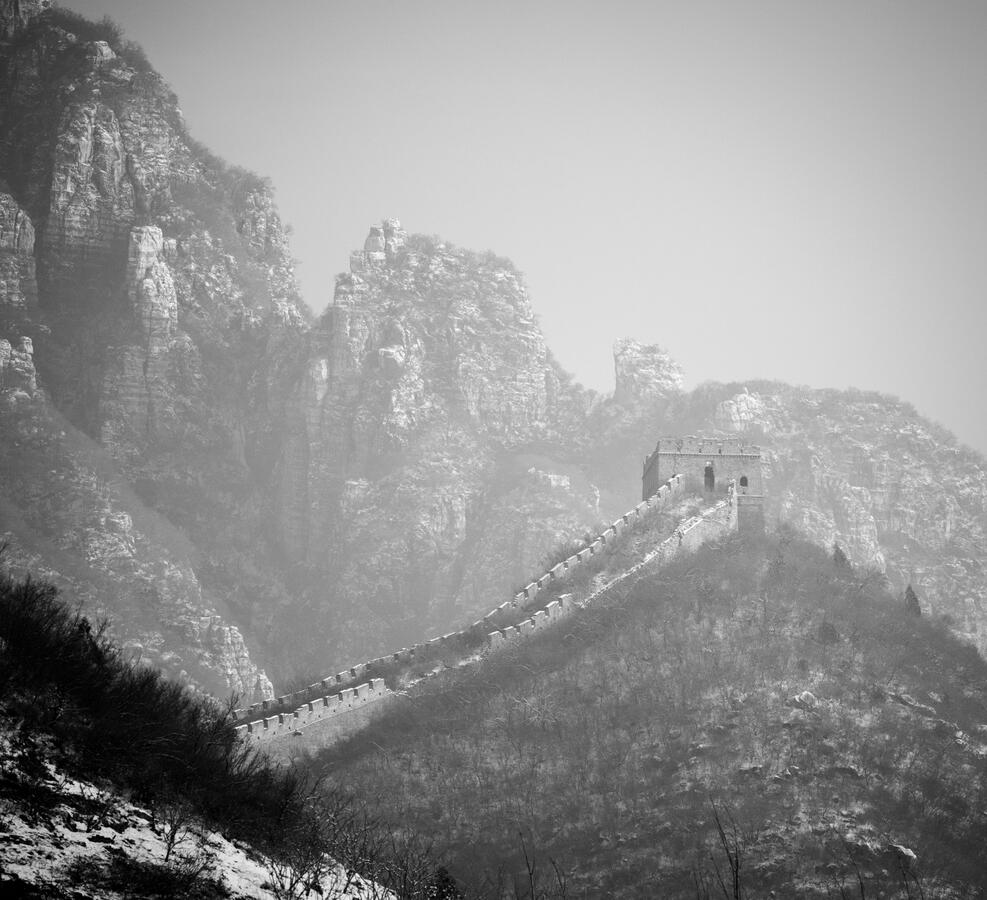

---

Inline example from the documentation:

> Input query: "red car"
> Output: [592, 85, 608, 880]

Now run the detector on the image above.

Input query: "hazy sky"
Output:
[65, 1, 987, 454]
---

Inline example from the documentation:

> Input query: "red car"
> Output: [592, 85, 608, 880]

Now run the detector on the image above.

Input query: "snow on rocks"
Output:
[0, 752, 391, 899]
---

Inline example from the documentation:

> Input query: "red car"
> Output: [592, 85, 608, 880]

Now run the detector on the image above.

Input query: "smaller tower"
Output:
[642, 436, 764, 532]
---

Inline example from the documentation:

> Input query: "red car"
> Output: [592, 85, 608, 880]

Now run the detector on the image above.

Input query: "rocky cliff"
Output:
[0, 3, 303, 699]
[1, 1, 985, 699]
[269, 223, 599, 663]
[0, 3, 599, 688]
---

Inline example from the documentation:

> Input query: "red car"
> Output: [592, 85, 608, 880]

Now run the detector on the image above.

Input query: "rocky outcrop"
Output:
[613, 338, 683, 406]
[0, 0, 49, 39]
[715, 388, 771, 433]
[0, 193, 38, 405]
[269, 222, 590, 664]
[0, 335, 35, 400]
[99, 226, 180, 447]
[0, 193, 36, 316]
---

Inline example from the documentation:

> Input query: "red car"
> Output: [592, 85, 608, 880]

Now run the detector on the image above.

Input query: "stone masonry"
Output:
[643, 436, 764, 533]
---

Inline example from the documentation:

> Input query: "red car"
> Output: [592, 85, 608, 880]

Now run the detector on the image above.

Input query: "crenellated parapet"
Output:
[235, 475, 743, 752]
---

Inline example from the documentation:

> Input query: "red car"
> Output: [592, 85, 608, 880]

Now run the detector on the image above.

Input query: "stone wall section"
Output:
[235, 476, 740, 751]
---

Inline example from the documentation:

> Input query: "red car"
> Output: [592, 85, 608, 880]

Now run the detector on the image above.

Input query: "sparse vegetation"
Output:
[905, 583, 922, 617]
[43, 8, 122, 45]
[313, 528, 987, 898]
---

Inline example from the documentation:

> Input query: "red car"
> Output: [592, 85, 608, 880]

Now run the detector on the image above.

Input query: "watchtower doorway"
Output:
[704, 461, 715, 492]
[740, 475, 749, 493]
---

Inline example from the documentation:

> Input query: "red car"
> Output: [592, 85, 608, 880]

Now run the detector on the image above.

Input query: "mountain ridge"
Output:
[315, 527, 987, 898]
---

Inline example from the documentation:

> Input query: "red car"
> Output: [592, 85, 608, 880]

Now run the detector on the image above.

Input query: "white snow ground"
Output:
[0, 732, 393, 899]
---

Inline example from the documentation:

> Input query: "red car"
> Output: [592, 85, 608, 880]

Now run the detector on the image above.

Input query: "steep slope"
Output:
[0, 3, 306, 698]
[0, 567, 449, 900]
[315, 530, 987, 898]
[1, 753, 390, 900]
[585, 367, 987, 653]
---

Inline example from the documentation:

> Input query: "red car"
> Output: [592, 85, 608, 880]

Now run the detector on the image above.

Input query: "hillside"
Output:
[0, 565, 455, 899]
[1, 0, 985, 708]
[314, 530, 987, 898]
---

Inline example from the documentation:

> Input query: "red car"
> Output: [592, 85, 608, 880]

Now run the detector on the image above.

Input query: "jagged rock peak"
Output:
[351, 218, 407, 273]
[0, 0, 50, 39]
[613, 338, 684, 405]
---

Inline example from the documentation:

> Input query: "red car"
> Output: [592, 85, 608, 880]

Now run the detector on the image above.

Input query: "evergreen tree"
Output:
[427, 866, 464, 899]
[904, 583, 921, 617]
[832, 542, 850, 570]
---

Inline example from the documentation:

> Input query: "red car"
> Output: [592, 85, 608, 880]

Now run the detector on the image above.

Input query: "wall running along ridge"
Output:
[235, 476, 739, 749]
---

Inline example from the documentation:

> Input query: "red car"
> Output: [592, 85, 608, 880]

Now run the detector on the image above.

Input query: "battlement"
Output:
[643, 436, 764, 522]
[236, 475, 745, 754]
[645, 436, 761, 465]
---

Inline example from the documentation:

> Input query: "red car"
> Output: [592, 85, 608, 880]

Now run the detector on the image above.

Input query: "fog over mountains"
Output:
[1, 2, 985, 708]
[56, 0, 987, 461]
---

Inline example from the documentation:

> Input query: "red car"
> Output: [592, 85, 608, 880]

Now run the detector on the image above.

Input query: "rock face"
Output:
[0, 193, 36, 315]
[0, 335, 36, 399]
[98, 226, 179, 449]
[0, 193, 38, 403]
[271, 223, 593, 660]
[0, 8, 301, 700]
[613, 338, 683, 406]
[715, 388, 770, 433]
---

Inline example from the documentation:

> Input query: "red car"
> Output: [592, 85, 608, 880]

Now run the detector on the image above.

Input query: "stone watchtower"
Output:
[642, 436, 764, 532]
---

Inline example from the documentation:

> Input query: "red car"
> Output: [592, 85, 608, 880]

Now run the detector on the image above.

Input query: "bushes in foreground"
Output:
[0, 567, 283, 839]
[0, 562, 459, 897]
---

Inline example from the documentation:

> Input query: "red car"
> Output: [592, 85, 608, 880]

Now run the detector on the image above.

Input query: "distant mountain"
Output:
[1, 0, 984, 704]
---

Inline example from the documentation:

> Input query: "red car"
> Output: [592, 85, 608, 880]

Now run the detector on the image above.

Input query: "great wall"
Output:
[234, 456, 753, 755]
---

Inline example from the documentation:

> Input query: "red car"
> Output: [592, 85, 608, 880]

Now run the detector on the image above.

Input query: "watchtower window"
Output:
[704, 461, 715, 492]
[740, 475, 749, 488]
